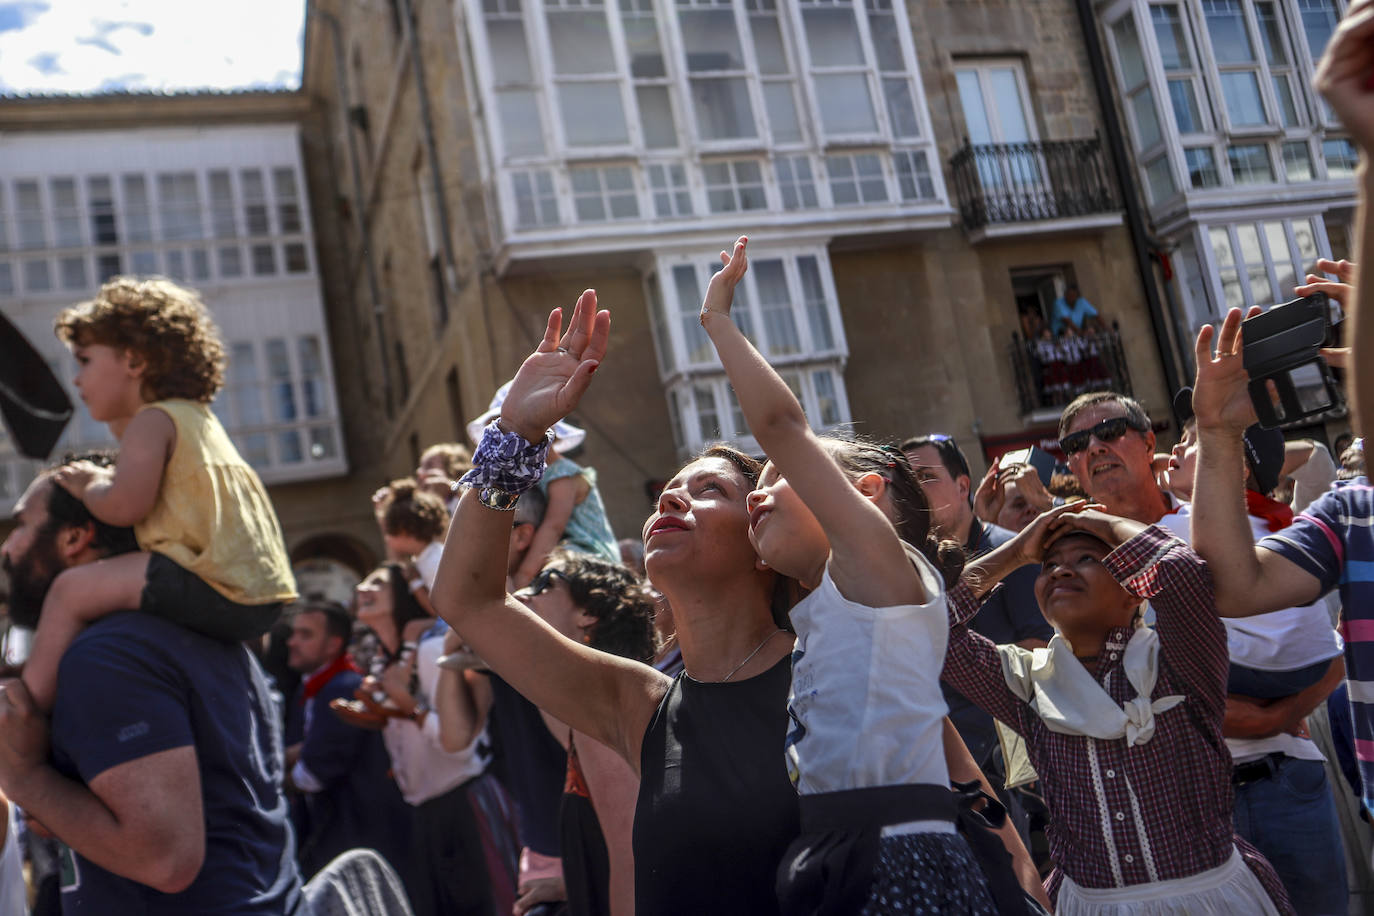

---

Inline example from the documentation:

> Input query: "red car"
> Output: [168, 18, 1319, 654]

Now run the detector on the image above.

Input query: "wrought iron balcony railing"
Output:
[1010, 324, 1133, 417]
[949, 136, 1120, 231]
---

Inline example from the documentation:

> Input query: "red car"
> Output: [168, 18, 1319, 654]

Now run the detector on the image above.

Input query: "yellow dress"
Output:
[134, 399, 297, 605]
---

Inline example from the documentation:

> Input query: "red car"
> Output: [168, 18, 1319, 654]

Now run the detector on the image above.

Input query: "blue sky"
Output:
[0, 1, 306, 94]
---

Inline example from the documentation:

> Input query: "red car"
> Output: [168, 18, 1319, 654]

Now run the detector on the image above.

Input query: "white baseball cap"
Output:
[466, 380, 587, 453]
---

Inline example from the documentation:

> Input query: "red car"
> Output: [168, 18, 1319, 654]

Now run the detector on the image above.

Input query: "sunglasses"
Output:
[522, 567, 568, 597]
[1058, 416, 1146, 456]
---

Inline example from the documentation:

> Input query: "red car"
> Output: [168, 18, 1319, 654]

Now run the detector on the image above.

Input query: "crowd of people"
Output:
[1, 3, 1374, 915]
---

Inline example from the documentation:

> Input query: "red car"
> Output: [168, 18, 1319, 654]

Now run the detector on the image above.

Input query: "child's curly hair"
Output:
[55, 277, 226, 403]
[381, 478, 449, 543]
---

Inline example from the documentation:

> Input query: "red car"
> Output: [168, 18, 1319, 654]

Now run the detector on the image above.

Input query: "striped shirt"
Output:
[1259, 476, 1374, 815]
[942, 526, 1291, 911]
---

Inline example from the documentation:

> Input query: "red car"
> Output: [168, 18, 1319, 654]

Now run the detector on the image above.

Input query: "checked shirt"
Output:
[941, 526, 1291, 912]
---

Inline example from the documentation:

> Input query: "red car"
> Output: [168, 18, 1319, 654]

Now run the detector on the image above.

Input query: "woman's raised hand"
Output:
[700, 236, 748, 324]
[500, 289, 610, 444]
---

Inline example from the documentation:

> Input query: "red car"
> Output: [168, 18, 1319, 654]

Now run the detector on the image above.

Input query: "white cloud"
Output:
[0, 0, 305, 94]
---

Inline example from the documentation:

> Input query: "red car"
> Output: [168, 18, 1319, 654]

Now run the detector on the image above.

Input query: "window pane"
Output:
[219, 246, 243, 277]
[1272, 76, 1298, 127]
[252, 244, 277, 275]
[798, 256, 835, 350]
[95, 253, 120, 282]
[50, 178, 82, 247]
[1219, 71, 1266, 125]
[15, 181, 44, 249]
[1323, 138, 1358, 178]
[883, 79, 920, 138]
[122, 175, 152, 242]
[690, 77, 757, 140]
[267, 338, 297, 422]
[298, 336, 325, 417]
[0, 264, 12, 296]
[693, 384, 720, 442]
[1168, 79, 1202, 132]
[812, 370, 840, 426]
[869, 10, 904, 71]
[1185, 147, 1221, 188]
[559, 83, 629, 145]
[637, 86, 678, 148]
[815, 74, 877, 134]
[59, 256, 86, 290]
[498, 90, 547, 156]
[87, 177, 117, 245]
[547, 8, 614, 75]
[672, 265, 710, 363]
[1144, 155, 1176, 203]
[622, 0, 667, 77]
[241, 170, 270, 236]
[754, 259, 800, 355]
[1299, 0, 1339, 62]
[1112, 14, 1147, 86]
[1256, 2, 1288, 65]
[647, 273, 675, 372]
[956, 70, 992, 144]
[764, 83, 803, 143]
[750, 13, 789, 74]
[1281, 140, 1313, 181]
[273, 168, 301, 233]
[1228, 143, 1274, 184]
[284, 243, 309, 273]
[1151, 5, 1192, 69]
[132, 251, 157, 274]
[1265, 220, 1298, 298]
[1131, 89, 1163, 148]
[1236, 224, 1271, 303]
[488, 19, 534, 84]
[802, 7, 864, 66]
[1205, 0, 1256, 63]
[894, 150, 935, 200]
[208, 171, 236, 237]
[158, 173, 202, 240]
[679, 8, 746, 71]
[229, 341, 265, 426]
[23, 259, 50, 291]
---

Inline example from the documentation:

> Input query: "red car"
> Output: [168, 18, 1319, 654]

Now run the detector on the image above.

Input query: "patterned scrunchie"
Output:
[458, 421, 552, 495]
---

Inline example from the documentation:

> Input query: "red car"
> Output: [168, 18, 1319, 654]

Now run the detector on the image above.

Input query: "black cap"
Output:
[1174, 387, 1285, 495]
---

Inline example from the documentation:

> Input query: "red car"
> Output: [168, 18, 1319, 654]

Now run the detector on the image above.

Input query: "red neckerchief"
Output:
[1246, 489, 1294, 533]
[301, 653, 362, 703]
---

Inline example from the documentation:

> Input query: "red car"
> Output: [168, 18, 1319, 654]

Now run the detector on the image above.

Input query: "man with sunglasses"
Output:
[1056, 393, 1173, 524]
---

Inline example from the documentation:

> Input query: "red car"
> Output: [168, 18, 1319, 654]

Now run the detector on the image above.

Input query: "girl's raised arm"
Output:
[699, 237, 919, 607]
[427, 291, 669, 774]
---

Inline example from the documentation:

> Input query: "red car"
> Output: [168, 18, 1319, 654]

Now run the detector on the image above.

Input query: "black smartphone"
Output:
[1241, 292, 1341, 429]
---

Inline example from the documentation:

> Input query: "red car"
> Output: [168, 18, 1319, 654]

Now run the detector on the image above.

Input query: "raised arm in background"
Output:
[427, 291, 669, 774]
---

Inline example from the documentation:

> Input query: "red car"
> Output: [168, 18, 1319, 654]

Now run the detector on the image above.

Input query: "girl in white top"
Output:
[700, 237, 1001, 915]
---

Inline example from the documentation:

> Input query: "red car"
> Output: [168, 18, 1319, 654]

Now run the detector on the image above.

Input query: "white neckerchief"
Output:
[997, 625, 1184, 747]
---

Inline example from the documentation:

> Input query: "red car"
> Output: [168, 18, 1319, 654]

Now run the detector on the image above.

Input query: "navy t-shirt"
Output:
[941, 520, 1053, 765]
[50, 612, 304, 914]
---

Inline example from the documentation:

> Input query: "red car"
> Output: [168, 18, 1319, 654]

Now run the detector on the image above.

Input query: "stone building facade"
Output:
[300, 0, 1176, 539]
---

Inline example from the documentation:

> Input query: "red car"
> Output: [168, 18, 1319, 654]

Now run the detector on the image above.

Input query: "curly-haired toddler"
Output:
[23, 277, 298, 711]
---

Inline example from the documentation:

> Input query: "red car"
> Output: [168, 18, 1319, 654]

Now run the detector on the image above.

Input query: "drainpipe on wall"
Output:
[1073, 0, 1187, 400]
[308, 3, 395, 415]
[399, 0, 462, 325]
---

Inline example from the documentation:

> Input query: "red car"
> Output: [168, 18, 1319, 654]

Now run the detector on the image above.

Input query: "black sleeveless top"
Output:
[633, 655, 799, 916]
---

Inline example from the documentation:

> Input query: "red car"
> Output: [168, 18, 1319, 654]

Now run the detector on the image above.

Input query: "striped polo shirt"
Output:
[1260, 476, 1374, 814]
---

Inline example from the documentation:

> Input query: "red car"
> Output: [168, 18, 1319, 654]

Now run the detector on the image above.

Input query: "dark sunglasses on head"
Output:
[1058, 416, 1146, 456]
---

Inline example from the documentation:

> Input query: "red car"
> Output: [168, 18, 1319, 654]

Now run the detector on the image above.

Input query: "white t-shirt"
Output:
[1157, 503, 1341, 763]
[383, 630, 489, 805]
[785, 546, 950, 800]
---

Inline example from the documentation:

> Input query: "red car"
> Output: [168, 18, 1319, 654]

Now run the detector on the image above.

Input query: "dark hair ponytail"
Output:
[822, 438, 965, 589]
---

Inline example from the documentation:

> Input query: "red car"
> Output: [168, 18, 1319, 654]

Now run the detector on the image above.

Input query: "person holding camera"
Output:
[1189, 0, 1374, 881]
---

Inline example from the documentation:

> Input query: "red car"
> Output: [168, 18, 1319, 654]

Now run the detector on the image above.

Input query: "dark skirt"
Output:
[777, 783, 1032, 916]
